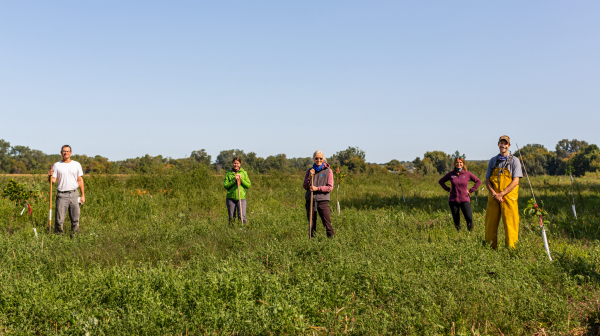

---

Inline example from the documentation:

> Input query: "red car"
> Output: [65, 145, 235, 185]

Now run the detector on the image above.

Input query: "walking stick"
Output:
[516, 144, 552, 261]
[309, 174, 314, 240]
[48, 166, 53, 234]
[237, 177, 243, 224]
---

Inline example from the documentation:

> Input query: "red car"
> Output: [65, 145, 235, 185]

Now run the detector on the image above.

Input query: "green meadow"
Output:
[0, 169, 599, 335]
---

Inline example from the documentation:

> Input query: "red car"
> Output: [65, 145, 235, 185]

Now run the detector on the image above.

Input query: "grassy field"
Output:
[0, 169, 599, 335]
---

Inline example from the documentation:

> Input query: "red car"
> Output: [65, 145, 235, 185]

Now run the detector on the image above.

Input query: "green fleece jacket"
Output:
[223, 168, 251, 201]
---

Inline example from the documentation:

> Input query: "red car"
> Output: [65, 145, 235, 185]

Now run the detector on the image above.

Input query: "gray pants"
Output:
[226, 198, 247, 223]
[55, 190, 80, 234]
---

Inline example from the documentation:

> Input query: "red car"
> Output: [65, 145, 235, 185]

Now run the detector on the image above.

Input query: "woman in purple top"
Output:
[438, 157, 482, 231]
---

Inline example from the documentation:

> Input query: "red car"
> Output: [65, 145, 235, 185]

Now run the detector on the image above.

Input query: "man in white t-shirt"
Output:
[47, 145, 86, 236]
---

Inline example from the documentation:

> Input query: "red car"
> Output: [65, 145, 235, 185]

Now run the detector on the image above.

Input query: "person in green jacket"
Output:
[223, 157, 251, 224]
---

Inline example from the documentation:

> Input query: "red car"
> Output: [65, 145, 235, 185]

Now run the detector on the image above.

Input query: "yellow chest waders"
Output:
[485, 160, 520, 249]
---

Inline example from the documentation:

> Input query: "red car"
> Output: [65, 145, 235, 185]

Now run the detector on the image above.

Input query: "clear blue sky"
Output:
[1, 1, 599, 163]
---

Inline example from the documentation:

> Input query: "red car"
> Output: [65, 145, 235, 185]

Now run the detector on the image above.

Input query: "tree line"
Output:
[410, 139, 600, 177]
[1, 139, 598, 177]
[0, 141, 381, 175]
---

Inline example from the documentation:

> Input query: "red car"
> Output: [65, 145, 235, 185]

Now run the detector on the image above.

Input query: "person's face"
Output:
[498, 140, 510, 154]
[314, 153, 324, 165]
[455, 160, 464, 169]
[61, 147, 71, 161]
[232, 160, 241, 170]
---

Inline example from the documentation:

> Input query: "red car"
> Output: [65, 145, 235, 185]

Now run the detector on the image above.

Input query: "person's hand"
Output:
[310, 169, 315, 176]
[310, 186, 319, 192]
[493, 193, 504, 203]
[80, 195, 85, 205]
[235, 174, 241, 181]
[48, 168, 53, 176]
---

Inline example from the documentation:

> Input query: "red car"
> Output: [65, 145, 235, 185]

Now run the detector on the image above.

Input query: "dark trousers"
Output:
[305, 200, 334, 237]
[226, 198, 247, 223]
[449, 201, 473, 231]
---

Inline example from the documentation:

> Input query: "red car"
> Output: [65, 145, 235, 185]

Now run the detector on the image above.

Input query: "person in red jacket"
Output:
[438, 156, 482, 231]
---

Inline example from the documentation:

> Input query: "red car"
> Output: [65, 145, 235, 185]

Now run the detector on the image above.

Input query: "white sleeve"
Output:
[52, 163, 58, 178]
[77, 163, 84, 177]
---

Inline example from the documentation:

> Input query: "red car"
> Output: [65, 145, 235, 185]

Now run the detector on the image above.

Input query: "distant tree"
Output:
[556, 139, 588, 160]
[515, 144, 554, 176]
[190, 149, 211, 165]
[245, 152, 266, 172]
[264, 154, 288, 172]
[385, 159, 400, 170]
[0, 139, 10, 173]
[346, 156, 367, 172]
[288, 157, 312, 171]
[423, 151, 451, 174]
[401, 161, 415, 170]
[331, 147, 365, 164]
[87, 156, 112, 174]
[468, 162, 487, 178]
[421, 158, 437, 175]
[216, 149, 246, 171]
[571, 144, 600, 176]
[366, 163, 388, 175]
[412, 157, 422, 172]
[134, 154, 168, 173]
[9, 160, 28, 174]
[385, 159, 407, 173]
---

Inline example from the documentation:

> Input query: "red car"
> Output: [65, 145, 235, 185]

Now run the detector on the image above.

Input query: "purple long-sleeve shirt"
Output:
[438, 170, 482, 203]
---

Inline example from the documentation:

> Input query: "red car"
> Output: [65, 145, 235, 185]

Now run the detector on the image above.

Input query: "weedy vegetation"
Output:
[0, 169, 599, 335]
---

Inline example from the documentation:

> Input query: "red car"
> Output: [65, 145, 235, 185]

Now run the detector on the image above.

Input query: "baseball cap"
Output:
[498, 135, 510, 144]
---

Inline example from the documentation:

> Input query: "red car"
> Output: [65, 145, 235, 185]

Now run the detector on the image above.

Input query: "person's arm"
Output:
[303, 170, 311, 190]
[469, 173, 482, 193]
[48, 166, 56, 184]
[499, 177, 520, 197]
[318, 170, 334, 193]
[438, 172, 452, 192]
[486, 177, 504, 203]
[241, 171, 251, 189]
[77, 176, 85, 204]
[224, 173, 235, 190]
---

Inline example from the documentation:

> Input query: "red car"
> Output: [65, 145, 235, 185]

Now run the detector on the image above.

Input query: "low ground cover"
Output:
[0, 170, 599, 335]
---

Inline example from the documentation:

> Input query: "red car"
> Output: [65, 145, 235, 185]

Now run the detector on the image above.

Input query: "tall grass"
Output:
[0, 169, 599, 334]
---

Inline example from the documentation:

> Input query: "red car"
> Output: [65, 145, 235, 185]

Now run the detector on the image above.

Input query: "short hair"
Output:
[232, 157, 241, 164]
[61, 145, 71, 153]
[312, 150, 326, 162]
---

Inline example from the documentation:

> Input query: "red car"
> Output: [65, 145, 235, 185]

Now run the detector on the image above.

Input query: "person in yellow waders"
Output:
[484, 135, 523, 249]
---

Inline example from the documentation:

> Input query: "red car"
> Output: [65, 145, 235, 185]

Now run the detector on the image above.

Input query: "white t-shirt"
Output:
[52, 161, 84, 191]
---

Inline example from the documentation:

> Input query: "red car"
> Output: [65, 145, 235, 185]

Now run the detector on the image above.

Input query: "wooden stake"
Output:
[48, 166, 53, 234]
[237, 176, 243, 224]
[309, 175, 314, 240]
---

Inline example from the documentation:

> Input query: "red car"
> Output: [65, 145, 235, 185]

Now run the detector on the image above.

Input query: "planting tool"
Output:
[48, 166, 53, 234]
[309, 174, 314, 240]
[517, 144, 552, 261]
[237, 176, 243, 224]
